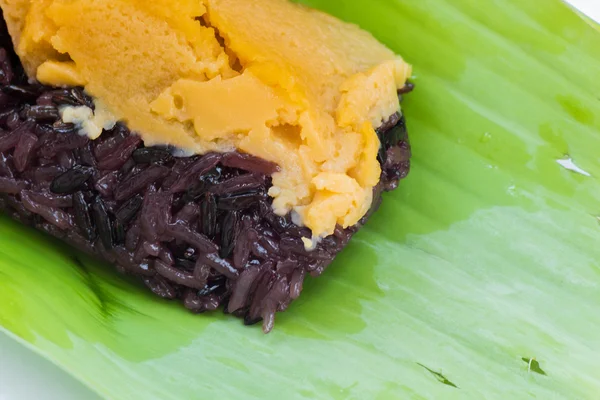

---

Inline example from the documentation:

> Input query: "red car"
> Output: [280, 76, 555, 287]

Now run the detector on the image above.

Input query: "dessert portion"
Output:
[0, 0, 413, 332]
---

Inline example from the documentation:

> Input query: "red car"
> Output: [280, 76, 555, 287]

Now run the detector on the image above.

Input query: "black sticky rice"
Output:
[0, 20, 411, 332]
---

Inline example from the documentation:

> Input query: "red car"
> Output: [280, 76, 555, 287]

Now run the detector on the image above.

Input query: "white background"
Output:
[0, 1, 599, 399]
[570, 0, 600, 22]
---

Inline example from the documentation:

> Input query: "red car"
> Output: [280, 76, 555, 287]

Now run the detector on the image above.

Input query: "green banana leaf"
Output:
[2, 0, 600, 398]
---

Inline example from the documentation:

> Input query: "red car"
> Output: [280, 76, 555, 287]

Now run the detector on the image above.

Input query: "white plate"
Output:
[0, 331, 101, 400]
[568, 0, 600, 21]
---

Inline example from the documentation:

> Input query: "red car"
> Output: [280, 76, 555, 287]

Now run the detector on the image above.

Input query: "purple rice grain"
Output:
[275, 258, 297, 275]
[1, 84, 39, 99]
[397, 82, 415, 95]
[228, 265, 263, 312]
[36, 92, 55, 106]
[222, 152, 279, 175]
[212, 173, 264, 196]
[21, 191, 72, 230]
[0, 153, 14, 177]
[73, 191, 95, 241]
[26, 165, 63, 184]
[51, 121, 76, 134]
[94, 170, 119, 197]
[97, 134, 141, 170]
[13, 130, 37, 172]
[24, 105, 59, 122]
[159, 248, 175, 265]
[289, 268, 306, 300]
[68, 88, 94, 109]
[217, 190, 263, 211]
[0, 108, 13, 124]
[181, 180, 208, 203]
[219, 210, 238, 259]
[125, 221, 141, 252]
[5, 111, 19, 130]
[113, 220, 126, 246]
[132, 147, 173, 165]
[203, 295, 220, 312]
[91, 196, 113, 250]
[168, 222, 218, 254]
[143, 241, 161, 257]
[261, 276, 289, 332]
[183, 290, 203, 312]
[199, 192, 217, 237]
[167, 153, 221, 193]
[114, 164, 169, 201]
[76, 142, 97, 167]
[115, 194, 143, 223]
[50, 165, 94, 194]
[0, 48, 13, 85]
[175, 202, 200, 225]
[40, 132, 88, 158]
[0, 120, 34, 153]
[143, 275, 177, 300]
[246, 268, 275, 324]
[176, 258, 196, 271]
[23, 190, 72, 208]
[155, 259, 204, 289]
[140, 190, 172, 242]
[57, 151, 75, 170]
[193, 262, 211, 285]
[0, 176, 28, 194]
[197, 252, 239, 279]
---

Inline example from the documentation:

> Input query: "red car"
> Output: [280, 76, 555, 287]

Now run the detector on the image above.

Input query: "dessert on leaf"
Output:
[0, 0, 412, 332]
